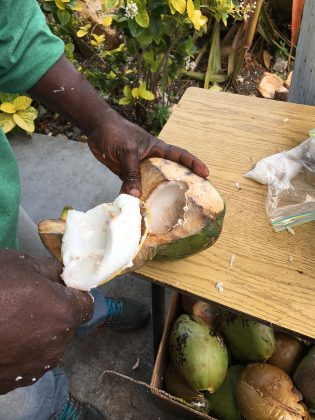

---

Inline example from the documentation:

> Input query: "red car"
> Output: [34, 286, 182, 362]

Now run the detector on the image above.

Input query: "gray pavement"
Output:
[10, 133, 178, 420]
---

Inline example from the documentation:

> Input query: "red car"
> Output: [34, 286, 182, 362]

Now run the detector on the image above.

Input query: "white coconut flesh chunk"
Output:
[146, 181, 188, 234]
[61, 194, 143, 291]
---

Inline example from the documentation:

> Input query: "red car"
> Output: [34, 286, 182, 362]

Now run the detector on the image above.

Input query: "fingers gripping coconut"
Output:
[0, 250, 93, 395]
[39, 158, 225, 291]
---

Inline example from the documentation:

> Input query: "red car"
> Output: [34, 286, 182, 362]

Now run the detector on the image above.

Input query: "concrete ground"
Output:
[10, 133, 184, 419]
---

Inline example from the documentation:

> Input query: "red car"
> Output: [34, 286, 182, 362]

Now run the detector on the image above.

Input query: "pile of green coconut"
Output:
[165, 294, 315, 420]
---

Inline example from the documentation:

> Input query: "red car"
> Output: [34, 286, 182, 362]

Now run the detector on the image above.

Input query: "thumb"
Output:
[27, 255, 63, 283]
[120, 147, 142, 197]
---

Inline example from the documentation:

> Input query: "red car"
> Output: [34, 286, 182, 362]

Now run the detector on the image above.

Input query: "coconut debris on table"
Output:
[286, 226, 295, 236]
[229, 254, 235, 269]
[215, 282, 224, 293]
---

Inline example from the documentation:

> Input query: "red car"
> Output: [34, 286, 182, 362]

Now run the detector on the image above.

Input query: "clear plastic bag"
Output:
[245, 130, 315, 232]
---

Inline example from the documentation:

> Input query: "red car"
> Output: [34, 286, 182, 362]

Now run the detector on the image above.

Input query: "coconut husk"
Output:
[258, 72, 284, 99]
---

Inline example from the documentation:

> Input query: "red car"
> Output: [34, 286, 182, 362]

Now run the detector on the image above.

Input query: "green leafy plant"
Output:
[0, 93, 38, 134]
[36, 0, 277, 134]
[119, 81, 154, 105]
[41, 0, 81, 26]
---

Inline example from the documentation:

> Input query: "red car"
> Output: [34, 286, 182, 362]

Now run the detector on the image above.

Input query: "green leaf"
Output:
[0, 92, 19, 103]
[131, 87, 140, 98]
[136, 30, 153, 47]
[140, 89, 154, 100]
[13, 106, 38, 133]
[138, 82, 154, 100]
[128, 20, 143, 38]
[76, 29, 88, 37]
[221, 13, 228, 27]
[171, 0, 186, 14]
[65, 42, 75, 59]
[135, 8, 150, 28]
[123, 85, 132, 99]
[57, 9, 71, 25]
[138, 81, 147, 95]
[143, 49, 154, 65]
[134, 0, 147, 8]
[119, 97, 131, 105]
[103, 0, 119, 9]
[151, 54, 163, 73]
[0, 113, 16, 133]
[42, 3, 56, 12]
[0, 102, 16, 113]
[149, 15, 161, 38]
[182, 37, 196, 55]
[13, 96, 32, 111]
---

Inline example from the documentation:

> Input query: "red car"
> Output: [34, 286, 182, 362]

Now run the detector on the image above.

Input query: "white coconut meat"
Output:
[146, 181, 188, 234]
[61, 194, 143, 290]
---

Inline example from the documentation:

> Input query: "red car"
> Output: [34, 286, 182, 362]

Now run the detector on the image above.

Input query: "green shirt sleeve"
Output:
[0, 0, 64, 93]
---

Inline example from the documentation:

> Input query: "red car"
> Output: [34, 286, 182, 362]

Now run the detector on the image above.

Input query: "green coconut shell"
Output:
[293, 346, 315, 409]
[164, 364, 209, 413]
[268, 332, 306, 376]
[221, 312, 275, 363]
[206, 365, 244, 420]
[169, 314, 228, 393]
[154, 211, 225, 260]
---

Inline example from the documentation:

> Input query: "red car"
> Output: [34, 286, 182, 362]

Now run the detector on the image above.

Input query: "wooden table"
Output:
[137, 88, 315, 353]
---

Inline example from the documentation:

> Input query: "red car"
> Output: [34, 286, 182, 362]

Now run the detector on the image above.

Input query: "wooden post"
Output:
[289, 0, 315, 105]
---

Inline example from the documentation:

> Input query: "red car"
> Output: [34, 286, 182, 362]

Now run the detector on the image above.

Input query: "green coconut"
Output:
[293, 346, 315, 409]
[169, 314, 228, 393]
[164, 364, 209, 413]
[221, 312, 275, 363]
[38, 158, 225, 286]
[206, 365, 244, 420]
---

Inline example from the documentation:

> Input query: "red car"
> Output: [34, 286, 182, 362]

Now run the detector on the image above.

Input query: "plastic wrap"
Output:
[246, 130, 315, 232]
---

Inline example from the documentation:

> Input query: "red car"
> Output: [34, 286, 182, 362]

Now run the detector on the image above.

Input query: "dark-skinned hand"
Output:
[29, 56, 209, 197]
[0, 249, 93, 395]
[87, 109, 209, 196]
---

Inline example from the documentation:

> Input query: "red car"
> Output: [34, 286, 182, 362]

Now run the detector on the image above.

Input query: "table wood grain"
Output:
[138, 88, 315, 340]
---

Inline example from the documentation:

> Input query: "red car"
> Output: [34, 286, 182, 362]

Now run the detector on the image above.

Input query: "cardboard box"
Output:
[150, 292, 217, 420]
[101, 292, 216, 419]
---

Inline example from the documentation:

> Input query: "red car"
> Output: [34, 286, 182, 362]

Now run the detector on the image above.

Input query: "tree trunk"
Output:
[289, 0, 315, 105]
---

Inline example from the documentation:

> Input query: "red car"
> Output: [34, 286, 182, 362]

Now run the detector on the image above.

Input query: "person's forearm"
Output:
[28, 55, 112, 135]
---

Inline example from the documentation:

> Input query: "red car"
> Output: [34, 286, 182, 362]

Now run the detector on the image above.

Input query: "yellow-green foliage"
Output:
[0, 94, 38, 134]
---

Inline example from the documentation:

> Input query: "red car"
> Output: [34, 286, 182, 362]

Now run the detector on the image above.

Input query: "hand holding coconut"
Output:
[29, 56, 209, 199]
[0, 249, 93, 395]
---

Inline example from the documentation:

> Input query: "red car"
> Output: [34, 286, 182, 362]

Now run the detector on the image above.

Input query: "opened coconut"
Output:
[38, 158, 225, 290]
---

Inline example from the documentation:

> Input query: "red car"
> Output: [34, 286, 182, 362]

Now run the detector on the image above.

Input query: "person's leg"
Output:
[77, 288, 150, 336]
[0, 367, 105, 420]
[0, 368, 68, 420]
